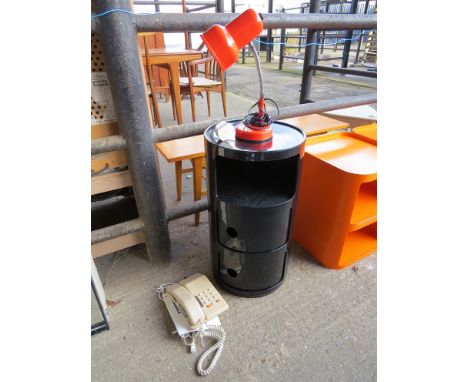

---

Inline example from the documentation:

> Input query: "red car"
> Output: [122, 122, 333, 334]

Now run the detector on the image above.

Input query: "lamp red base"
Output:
[235, 123, 273, 142]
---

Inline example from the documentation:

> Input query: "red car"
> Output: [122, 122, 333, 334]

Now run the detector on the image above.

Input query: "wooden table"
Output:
[280, 114, 350, 135]
[156, 114, 349, 225]
[156, 135, 206, 225]
[353, 122, 377, 143]
[141, 48, 203, 125]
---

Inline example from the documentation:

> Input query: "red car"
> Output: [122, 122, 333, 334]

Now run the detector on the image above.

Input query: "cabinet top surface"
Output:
[205, 120, 306, 158]
[305, 132, 377, 176]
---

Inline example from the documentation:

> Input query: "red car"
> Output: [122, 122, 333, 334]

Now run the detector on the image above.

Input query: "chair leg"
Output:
[168, 75, 177, 121]
[175, 161, 182, 201]
[191, 158, 203, 226]
[221, 89, 227, 117]
[147, 94, 156, 127]
[151, 94, 163, 128]
[206, 91, 211, 116]
[146, 65, 162, 127]
[189, 90, 197, 122]
[171, 93, 177, 121]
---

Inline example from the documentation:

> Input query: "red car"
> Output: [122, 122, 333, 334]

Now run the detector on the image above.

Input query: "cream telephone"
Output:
[158, 273, 229, 376]
[164, 273, 229, 330]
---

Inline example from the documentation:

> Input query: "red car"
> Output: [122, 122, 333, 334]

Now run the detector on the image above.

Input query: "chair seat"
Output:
[179, 77, 222, 87]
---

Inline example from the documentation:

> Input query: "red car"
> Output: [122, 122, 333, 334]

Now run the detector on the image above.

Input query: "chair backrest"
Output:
[180, 55, 224, 83]
[141, 35, 153, 83]
[138, 32, 165, 50]
[204, 56, 222, 82]
[138, 33, 168, 87]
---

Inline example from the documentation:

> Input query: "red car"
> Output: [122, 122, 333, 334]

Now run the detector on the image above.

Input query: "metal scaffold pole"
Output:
[354, 0, 371, 64]
[299, 0, 321, 104]
[92, 13, 377, 33]
[215, 0, 224, 13]
[266, 0, 274, 63]
[341, 0, 359, 68]
[93, 0, 171, 263]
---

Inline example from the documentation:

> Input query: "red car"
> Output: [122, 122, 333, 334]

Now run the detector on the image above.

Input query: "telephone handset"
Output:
[165, 273, 229, 330]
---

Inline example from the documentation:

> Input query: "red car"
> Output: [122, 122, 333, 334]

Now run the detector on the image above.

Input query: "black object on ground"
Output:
[205, 120, 305, 297]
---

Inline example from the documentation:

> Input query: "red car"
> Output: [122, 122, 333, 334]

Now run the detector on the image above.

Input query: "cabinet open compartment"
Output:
[215, 155, 299, 208]
[349, 180, 377, 231]
[339, 223, 377, 268]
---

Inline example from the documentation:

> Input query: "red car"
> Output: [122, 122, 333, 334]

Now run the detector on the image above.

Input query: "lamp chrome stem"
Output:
[248, 42, 264, 102]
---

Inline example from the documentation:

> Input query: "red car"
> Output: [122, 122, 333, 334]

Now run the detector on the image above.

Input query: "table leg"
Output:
[175, 161, 182, 201]
[191, 157, 203, 225]
[168, 62, 183, 125]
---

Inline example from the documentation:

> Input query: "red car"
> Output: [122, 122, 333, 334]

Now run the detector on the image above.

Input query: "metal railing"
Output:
[132, 0, 223, 12]
[92, 0, 377, 262]
[91, 12, 376, 33]
[275, 0, 376, 78]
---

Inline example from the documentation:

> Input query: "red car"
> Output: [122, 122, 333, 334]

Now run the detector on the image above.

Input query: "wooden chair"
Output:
[138, 33, 172, 101]
[352, 122, 377, 143]
[141, 35, 162, 128]
[179, 55, 227, 122]
[139, 33, 177, 127]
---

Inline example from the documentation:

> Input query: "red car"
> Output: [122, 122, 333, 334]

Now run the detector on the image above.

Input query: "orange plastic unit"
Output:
[293, 132, 377, 269]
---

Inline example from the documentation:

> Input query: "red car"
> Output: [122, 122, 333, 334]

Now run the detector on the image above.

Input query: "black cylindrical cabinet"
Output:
[204, 120, 306, 297]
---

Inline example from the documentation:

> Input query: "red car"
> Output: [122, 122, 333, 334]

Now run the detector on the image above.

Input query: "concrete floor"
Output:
[92, 63, 377, 381]
[230, 51, 376, 108]
[227, 64, 376, 108]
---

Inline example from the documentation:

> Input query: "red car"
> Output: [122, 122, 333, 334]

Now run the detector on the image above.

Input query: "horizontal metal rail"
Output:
[187, 4, 214, 12]
[133, 1, 215, 4]
[167, 199, 209, 221]
[265, 33, 359, 39]
[92, 13, 376, 33]
[309, 64, 377, 78]
[91, 200, 210, 244]
[91, 218, 144, 245]
[284, 55, 347, 61]
[136, 13, 376, 32]
[91, 94, 376, 155]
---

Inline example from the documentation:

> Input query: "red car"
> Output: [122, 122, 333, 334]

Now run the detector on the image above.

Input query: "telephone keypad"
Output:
[197, 288, 218, 308]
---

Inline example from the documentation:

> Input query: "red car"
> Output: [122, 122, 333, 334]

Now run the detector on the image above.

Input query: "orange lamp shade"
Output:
[201, 9, 264, 71]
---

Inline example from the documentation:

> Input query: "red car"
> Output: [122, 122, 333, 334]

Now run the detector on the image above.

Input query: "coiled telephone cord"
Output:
[195, 325, 226, 376]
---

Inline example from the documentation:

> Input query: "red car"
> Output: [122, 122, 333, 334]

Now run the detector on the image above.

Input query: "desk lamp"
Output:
[201, 9, 274, 142]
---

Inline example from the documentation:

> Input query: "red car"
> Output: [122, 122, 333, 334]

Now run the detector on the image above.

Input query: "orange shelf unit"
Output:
[293, 132, 377, 269]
